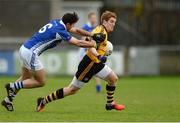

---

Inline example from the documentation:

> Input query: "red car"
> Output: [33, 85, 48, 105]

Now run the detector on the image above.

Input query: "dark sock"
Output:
[44, 88, 64, 104]
[106, 84, 115, 104]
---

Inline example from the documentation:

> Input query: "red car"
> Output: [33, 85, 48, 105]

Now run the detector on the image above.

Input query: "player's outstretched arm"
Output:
[69, 27, 106, 44]
[69, 37, 96, 48]
[69, 27, 91, 37]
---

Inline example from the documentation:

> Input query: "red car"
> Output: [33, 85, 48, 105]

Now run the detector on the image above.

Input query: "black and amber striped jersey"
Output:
[86, 25, 108, 63]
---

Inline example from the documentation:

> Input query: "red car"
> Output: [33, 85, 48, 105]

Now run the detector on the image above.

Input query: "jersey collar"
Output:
[102, 24, 108, 33]
[60, 20, 67, 30]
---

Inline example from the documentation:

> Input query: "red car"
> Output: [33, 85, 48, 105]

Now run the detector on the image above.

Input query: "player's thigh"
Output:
[15, 67, 33, 82]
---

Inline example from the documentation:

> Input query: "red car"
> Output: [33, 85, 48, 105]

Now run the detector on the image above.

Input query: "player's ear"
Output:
[103, 20, 107, 25]
[66, 23, 70, 27]
[66, 23, 71, 30]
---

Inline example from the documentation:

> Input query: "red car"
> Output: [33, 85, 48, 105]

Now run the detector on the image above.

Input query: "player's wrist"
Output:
[91, 40, 97, 48]
[90, 33, 93, 37]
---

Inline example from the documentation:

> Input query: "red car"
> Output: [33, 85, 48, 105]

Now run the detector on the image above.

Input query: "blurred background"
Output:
[0, 0, 180, 76]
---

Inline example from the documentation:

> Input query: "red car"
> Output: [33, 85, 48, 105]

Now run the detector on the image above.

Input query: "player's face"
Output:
[89, 15, 97, 26]
[106, 17, 116, 32]
[66, 23, 75, 31]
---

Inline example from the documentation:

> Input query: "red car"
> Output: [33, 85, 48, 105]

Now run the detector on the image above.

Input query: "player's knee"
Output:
[69, 90, 76, 95]
[107, 72, 118, 85]
[69, 88, 78, 95]
[110, 76, 118, 85]
[36, 79, 46, 87]
[114, 75, 118, 82]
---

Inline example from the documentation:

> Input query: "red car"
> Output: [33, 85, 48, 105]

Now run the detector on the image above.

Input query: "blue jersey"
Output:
[23, 19, 72, 55]
[82, 22, 96, 32]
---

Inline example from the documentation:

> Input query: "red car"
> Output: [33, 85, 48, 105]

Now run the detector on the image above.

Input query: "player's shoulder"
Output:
[92, 25, 106, 34]
[50, 19, 66, 30]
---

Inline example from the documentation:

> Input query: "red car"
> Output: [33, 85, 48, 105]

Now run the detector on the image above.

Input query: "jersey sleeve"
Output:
[91, 26, 101, 34]
[58, 30, 72, 41]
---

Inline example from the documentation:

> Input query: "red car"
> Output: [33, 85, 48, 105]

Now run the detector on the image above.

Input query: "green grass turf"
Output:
[0, 76, 180, 122]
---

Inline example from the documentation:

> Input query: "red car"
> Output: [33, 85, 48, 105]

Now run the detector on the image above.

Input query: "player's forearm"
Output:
[89, 47, 99, 57]
[73, 28, 91, 37]
[76, 40, 96, 48]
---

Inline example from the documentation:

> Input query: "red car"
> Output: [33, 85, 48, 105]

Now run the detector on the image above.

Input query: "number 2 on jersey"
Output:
[39, 23, 53, 33]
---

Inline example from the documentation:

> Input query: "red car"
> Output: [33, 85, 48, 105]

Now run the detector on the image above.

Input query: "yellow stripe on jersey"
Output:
[78, 61, 94, 81]
[86, 25, 108, 63]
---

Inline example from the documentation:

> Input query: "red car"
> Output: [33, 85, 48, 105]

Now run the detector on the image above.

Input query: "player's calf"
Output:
[36, 85, 80, 112]
[36, 88, 64, 112]
[36, 81, 46, 87]
[63, 86, 80, 96]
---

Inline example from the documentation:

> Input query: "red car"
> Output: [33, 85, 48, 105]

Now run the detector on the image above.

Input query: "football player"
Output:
[37, 11, 125, 112]
[79, 12, 102, 93]
[1, 12, 104, 111]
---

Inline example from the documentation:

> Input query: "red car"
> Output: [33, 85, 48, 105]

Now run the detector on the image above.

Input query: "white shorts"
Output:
[19, 45, 44, 71]
[70, 65, 112, 88]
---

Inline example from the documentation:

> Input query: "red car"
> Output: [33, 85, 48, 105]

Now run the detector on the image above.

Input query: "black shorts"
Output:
[75, 55, 105, 83]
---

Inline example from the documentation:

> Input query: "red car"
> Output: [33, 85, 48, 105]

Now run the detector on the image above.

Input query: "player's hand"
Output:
[85, 37, 91, 41]
[91, 33, 106, 43]
[97, 55, 107, 63]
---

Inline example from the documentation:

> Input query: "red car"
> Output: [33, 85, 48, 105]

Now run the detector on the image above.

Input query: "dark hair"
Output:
[62, 12, 79, 25]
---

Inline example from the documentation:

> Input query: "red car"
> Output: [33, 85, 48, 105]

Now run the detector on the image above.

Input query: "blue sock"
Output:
[96, 84, 101, 93]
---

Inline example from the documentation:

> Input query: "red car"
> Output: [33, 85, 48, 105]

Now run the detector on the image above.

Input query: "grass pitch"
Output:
[0, 76, 180, 122]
